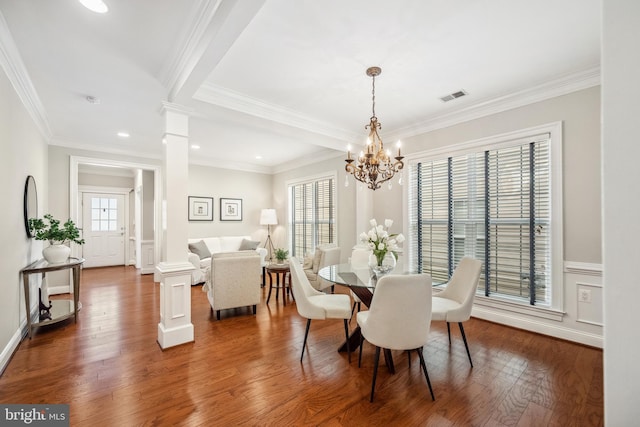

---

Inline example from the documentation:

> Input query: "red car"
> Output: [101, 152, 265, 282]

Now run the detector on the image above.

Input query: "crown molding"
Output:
[189, 155, 273, 174]
[0, 11, 52, 140]
[49, 138, 163, 162]
[387, 66, 601, 141]
[194, 82, 359, 142]
[158, 0, 223, 99]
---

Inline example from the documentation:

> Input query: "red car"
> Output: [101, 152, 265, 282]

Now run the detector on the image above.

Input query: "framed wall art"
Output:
[220, 198, 242, 221]
[188, 196, 213, 221]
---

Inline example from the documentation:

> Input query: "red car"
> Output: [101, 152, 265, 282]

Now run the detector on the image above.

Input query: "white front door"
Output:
[82, 193, 125, 268]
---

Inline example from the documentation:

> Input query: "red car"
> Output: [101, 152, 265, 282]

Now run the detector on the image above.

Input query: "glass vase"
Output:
[368, 251, 396, 278]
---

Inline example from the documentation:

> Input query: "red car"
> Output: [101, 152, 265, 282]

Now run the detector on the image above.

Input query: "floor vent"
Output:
[439, 89, 468, 103]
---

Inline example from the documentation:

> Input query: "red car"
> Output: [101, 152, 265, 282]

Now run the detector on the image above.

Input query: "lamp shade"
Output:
[260, 208, 278, 225]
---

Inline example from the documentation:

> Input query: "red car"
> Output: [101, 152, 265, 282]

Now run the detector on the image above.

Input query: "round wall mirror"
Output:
[24, 175, 38, 238]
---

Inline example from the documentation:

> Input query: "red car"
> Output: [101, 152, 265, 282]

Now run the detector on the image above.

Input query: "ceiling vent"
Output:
[439, 89, 468, 103]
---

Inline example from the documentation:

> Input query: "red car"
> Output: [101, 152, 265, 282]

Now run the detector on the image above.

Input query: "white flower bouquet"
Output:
[359, 218, 405, 267]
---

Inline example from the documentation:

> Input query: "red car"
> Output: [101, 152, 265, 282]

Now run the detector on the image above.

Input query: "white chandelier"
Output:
[345, 66, 404, 191]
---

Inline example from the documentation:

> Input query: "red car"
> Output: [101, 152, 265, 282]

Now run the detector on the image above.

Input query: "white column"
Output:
[156, 102, 194, 349]
[602, 1, 640, 424]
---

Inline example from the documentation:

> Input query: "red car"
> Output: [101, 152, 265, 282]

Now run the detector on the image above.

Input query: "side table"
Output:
[265, 263, 294, 305]
[20, 257, 84, 339]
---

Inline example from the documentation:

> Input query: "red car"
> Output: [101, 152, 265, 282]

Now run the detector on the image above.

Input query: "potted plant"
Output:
[274, 248, 289, 264]
[28, 214, 85, 263]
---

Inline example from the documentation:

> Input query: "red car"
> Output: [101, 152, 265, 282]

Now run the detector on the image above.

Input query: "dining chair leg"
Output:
[458, 322, 473, 367]
[343, 319, 351, 363]
[358, 334, 364, 368]
[370, 346, 381, 402]
[446, 322, 451, 344]
[301, 319, 311, 362]
[417, 346, 435, 401]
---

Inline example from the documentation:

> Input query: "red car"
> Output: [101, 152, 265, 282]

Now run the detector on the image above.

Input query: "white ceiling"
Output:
[0, 0, 600, 174]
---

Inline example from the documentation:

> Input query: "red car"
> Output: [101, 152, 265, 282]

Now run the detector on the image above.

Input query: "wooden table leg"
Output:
[266, 272, 274, 304]
[338, 325, 363, 353]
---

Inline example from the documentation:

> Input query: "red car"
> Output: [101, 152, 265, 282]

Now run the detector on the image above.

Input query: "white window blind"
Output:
[289, 176, 336, 257]
[408, 133, 552, 305]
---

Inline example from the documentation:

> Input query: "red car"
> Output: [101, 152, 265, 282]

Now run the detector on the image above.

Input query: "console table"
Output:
[21, 257, 84, 339]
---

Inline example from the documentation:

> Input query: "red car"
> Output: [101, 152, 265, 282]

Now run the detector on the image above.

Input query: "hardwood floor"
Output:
[0, 266, 603, 426]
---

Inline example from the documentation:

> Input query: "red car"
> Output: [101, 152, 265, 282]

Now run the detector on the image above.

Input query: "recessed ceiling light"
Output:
[191, 145, 200, 150]
[117, 132, 130, 138]
[255, 155, 263, 160]
[79, 0, 109, 13]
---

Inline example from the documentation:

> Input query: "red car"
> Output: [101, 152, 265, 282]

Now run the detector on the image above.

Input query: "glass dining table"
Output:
[318, 263, 377, 303]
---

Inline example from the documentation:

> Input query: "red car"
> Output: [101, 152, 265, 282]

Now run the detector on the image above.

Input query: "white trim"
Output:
[564, 261, 603, 276]
[0, 11, 52, 140]
[0, 321, 26, 375]
[70, 156, 162, 276]
[159, 0, 224, 98]
[195, 83, 358, 143]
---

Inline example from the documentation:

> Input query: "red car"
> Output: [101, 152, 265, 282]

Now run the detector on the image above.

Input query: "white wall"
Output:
[188, 164, 273, 243]
[78, 173, 134, 189]
[602, 0, 640, 423]
[0, 64, 48, 371]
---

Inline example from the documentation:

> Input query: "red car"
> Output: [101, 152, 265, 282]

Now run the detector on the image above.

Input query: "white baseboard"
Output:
[0, 321, 26, 375]
[472, 306, 603, 348]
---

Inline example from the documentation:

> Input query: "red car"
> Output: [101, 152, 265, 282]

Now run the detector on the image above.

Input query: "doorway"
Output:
[70, 156, 162, 278]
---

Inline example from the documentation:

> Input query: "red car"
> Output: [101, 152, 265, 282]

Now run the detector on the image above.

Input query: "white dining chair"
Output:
[431, 257, 482, 367]
[289, 258, 353, 362]
[349, 246, 371, 317]
[357, 273, 435, 402]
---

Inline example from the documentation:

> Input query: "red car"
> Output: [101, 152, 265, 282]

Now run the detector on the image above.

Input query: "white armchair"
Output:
[203, 251, 261, 320]
[304, 244, 341, 292]
[188, 236, 267, 285]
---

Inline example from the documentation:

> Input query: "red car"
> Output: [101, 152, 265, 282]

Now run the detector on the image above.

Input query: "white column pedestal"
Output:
[156, 261, 195, 349]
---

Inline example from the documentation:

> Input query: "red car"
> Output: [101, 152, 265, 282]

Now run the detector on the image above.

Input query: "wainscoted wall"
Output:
[468, 262, 603, 348]
[140, 240, 155, 274]
[565, 262, 603, 328]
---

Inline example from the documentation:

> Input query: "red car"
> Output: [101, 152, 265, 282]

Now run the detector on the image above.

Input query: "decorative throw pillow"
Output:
[303, 255, 313, 270]
[312, 248, 323, 273]
[188, 240, 211, 260]
[239, 239, 260, 250]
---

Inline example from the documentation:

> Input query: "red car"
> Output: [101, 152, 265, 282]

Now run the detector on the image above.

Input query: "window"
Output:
[91, 197, 118, 231]
[288, 174, 336, 257]
[408, 124, 562, 307]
